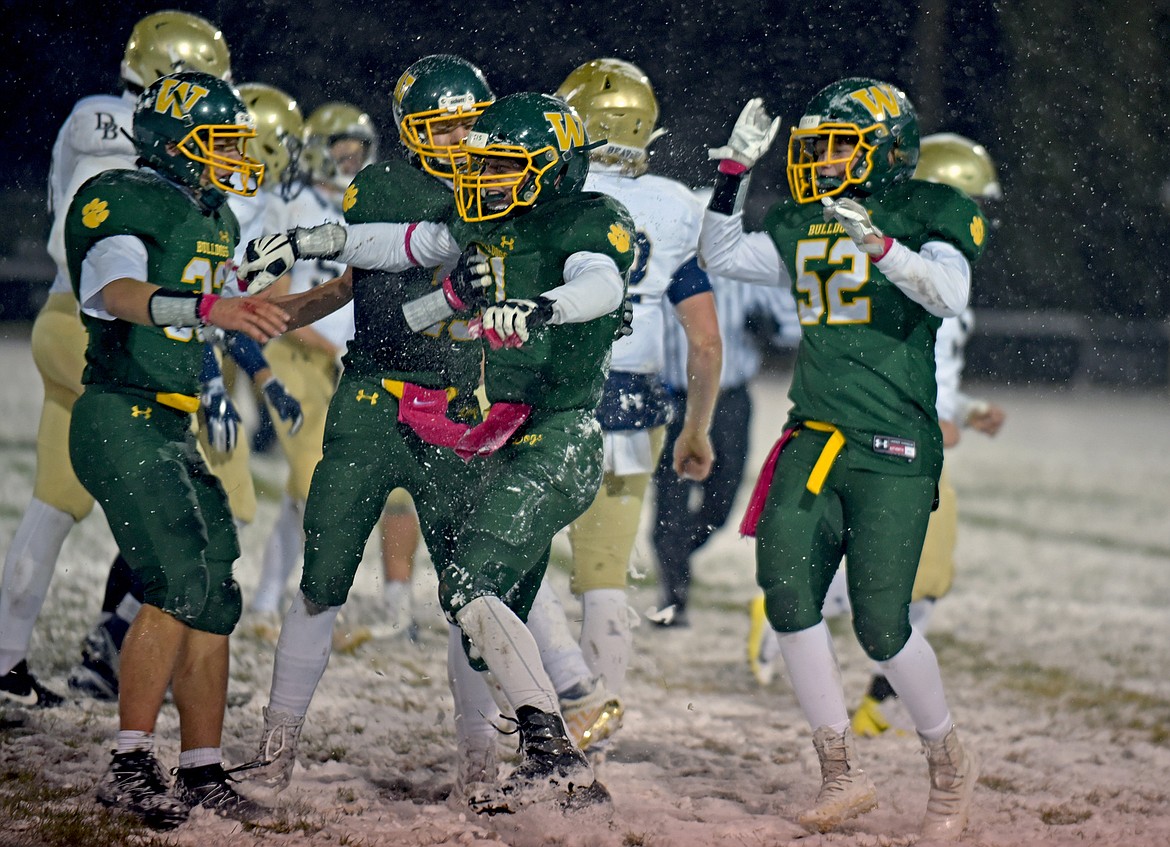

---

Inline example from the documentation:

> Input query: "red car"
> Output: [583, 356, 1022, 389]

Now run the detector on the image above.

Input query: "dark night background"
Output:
[5, 1, 1170, 383]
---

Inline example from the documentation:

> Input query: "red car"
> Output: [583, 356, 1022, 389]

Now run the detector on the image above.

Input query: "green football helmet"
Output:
[555, 58, 666, 177]
[133, 71, 263, 197]
[455, 92, 591, 222]
[914, 133, 1001, 201]
[236, 83, 304, 189]
[392, 55, 495, 180]
[787, 77, 919, 204]
[300, 102, 379, 190]
[121, 10, 231, 91]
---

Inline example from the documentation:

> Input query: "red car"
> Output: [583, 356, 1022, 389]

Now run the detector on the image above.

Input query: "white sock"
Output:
[382, 579, 413, 620]
[868, 599, 937, 681]
[579, 588, 631, 694]
[0, 499, 75, 674]
[447, 624, 504, 752]
[178, 747, 222, 769]
[820, 566, 852, 619]
[116, 730, 154, 755]
[776, 620, 849, 732]
[877, 626, 952, 739]
[251, 495, 303, 613]
[268, 591, 340, 716]
[909, 598, 936, 631]
[525, 577, 593, 696]
[456, 596, 558, 714]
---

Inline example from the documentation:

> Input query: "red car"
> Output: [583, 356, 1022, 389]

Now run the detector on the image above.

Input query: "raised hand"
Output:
[708, 98, 782, 170]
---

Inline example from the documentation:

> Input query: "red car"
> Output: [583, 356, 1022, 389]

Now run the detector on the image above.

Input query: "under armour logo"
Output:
[131, 405, 152, 419]
[95, 112, 120, 140]
[500, 236, 515, 250]
[355, 390, 379, 405]
[620, 393, 645, 412]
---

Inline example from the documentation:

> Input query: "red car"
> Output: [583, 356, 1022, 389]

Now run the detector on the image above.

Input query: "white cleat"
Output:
[797, 726, 878, 833]
[245, 707, 305, 793]
[920, 726, 980, 842]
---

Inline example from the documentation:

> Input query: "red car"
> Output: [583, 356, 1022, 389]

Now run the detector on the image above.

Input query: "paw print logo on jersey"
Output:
[607, 223, 632, 253]
[969, 215, 985, 246]
[82, 198, 110, 229]
[343, 183, 358, 213]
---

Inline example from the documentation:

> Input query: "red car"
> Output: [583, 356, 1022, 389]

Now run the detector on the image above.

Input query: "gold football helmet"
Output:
[914, 133, 1002, 201]
[121, 10, 231, 91]
[300, 103, 379, 190]
[555, 58, 665, 176]
[236, 83, 304, 188]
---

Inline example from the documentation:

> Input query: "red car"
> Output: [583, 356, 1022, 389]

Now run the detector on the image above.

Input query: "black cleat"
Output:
[173, 762, 269, 823]
[0, 660, 64, 708]
[471, 706, 598, 815]
[96, 750, 190, 831]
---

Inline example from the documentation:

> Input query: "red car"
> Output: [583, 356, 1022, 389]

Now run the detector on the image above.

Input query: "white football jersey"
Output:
[46, 92, 138, 294]
[584, 163, 704, 374]
[934, 309, 974, 424]
[269, 185, 355, 351]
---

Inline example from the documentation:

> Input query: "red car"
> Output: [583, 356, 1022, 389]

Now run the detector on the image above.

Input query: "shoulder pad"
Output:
[345, 159, 453, 225]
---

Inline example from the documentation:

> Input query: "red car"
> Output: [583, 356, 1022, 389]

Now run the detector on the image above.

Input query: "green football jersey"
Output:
[451, 192, 635, 412]
[764, 178, 987, 476]
[65, 170, 239, 398]
[341, 159, 481, 392]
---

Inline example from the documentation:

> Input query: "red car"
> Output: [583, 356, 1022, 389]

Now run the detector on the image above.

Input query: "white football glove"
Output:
[480, 297, 555, 345]
[238, 223, 348, 294]
[707, 98, 782, 170]
[822, 197, 886, 256]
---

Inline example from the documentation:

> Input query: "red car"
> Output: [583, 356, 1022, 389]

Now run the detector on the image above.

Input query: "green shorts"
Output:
[755, 427, 936, 661]
[69, 386, 241, 635]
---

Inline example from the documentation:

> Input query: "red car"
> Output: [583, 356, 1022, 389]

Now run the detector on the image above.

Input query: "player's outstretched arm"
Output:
[101, 277, 289, 343]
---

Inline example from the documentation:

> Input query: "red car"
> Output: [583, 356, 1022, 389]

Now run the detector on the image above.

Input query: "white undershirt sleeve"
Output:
[698, 209, 790, 288]
[338, 221, 460, 270]
[78, 235, 148, 320]
[542, 252, 624, 324]
[876, 239, 971, 318]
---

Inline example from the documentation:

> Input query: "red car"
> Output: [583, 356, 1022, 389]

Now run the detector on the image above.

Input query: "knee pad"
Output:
[192, 576, 242, 636]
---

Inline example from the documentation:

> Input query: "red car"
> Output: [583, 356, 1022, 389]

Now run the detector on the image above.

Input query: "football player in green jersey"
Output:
[238, 55, 502, 800]
[64, 71, 287, 830]
[699, 79, 985, 841]
[239, 91, 635, 815]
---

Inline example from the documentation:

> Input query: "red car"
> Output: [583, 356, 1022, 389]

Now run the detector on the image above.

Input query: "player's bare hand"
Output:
[206, 296, 289, 343]
[967, 402, 1006, 436]
[673, 427, 715, 481]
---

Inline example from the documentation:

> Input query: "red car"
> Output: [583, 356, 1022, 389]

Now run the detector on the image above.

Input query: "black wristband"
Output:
[709, 171, 751, 215]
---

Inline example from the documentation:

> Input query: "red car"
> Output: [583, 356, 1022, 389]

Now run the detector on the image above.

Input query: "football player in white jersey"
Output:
[523, 59, 722, 758]
[245, 101, 367, 647]
[0, 10, 236, 707]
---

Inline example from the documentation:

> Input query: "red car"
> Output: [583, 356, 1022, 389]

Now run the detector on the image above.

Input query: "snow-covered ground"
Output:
[1, 321, 1169, 846]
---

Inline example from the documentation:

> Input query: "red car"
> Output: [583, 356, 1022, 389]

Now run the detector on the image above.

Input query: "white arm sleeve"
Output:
[78, 235, 148, 320]
[876, 239, 970, 318]
[698, 209, 790, 288]
[933, 315, 964, 422]
[338, 221, 459, 270]
[543, 252, 625, 324]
